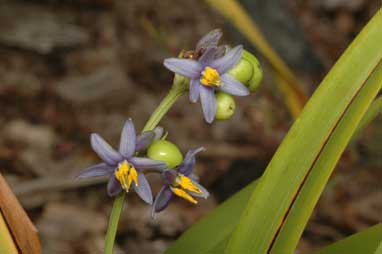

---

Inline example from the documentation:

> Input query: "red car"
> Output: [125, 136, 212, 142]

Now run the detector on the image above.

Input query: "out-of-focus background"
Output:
[0, 0, 381, 253]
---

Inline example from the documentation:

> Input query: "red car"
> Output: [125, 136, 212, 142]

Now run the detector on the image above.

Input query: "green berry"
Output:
[147, 140, 183, 169]
[215, 92, 236, 120]
[227, 58, 253, 84]
[242, 50, 263, 92]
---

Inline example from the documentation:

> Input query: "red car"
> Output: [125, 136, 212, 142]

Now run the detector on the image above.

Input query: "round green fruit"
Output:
[227, 58, 253, 84]
[147, 140, 183, 169]
[215, 92, 236, 121]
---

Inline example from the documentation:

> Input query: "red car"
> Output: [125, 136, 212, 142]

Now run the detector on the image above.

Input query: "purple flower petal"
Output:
[188, 180, 210, 199]
[220, 74, 250, 96]
[133, 173, 153, 204]
[77, 163, 114, 178]
[152, 186, 173, 217]
[188, 173, 199, 182]
[214, 45, 228, 59]
[163, 58, 202, 79]
[196, 29, 222, 52]
[199, 47, 217, 67]
[211, 45, 243, 74]
[91, 133, 123, 166]
[119, 119, 136, 158]
[200, 86, 216, 124]
[107, 174, 122, 197]
[179, 147, 205, 175]
[135, 131, 155, 151]
[190, 79, 201, 103]
[153, 126, 164, 141]
[130, 157, 167, 171]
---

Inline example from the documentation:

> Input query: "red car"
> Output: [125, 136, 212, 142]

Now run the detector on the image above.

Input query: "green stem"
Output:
[143, 82, 187, 132]
[104, 192, 125, 254]
[104, 77, 187, 254]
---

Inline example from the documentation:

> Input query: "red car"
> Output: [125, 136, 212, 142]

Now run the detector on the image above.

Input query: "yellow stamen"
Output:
[178, 175, 202, 194]
[200, 66, 221, 87]
[170, 187, 198, 204]
[115, 161, 138, 191]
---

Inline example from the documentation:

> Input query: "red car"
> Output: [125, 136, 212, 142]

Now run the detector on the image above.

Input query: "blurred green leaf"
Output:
[318, 224, 382, 254]
[165, 180, 258, 254]
[226, 10, 382, 254]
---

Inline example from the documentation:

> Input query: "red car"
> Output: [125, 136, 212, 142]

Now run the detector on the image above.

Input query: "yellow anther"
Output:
[178, 175, 202, 194]
[200, 66, 221, 87]
[115, 161, 138, 191]
[170, 187, 198, 204]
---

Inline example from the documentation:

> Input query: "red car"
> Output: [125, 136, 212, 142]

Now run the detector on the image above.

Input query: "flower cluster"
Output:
[78, 29, 262, 218]
[164, 29, 250, 123]
[78, 119, 208, 216]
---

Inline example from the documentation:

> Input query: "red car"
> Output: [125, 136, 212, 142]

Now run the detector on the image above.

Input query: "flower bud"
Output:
[215, 92, 236, 120]
[147, 140, 183, 169]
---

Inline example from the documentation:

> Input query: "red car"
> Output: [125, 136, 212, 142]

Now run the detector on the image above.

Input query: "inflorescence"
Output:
[78, 29, 262, 217]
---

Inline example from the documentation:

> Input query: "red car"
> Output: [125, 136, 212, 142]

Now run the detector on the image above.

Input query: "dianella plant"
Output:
[77, 8, 382, 254]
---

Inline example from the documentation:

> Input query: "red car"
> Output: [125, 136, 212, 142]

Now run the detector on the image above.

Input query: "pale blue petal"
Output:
[134, 173, 153, 204]
[135, 131, 155, 151]
[211, 45, 243, 74]
[119, 119, 136, 158]
[220, 74, 250, 96]
[190, 79, 201, 103]
[200, 86, 216, 124]
[91, 133, 123, 166]
[152, 186, 173, 218]
[77, 163, 114, 178]
[179, 147, 205, 175]
[199, 47, 218, 67]
[196, 29, 222, 51]
[163, 58, 202, 79]
[130, 157, 167, 171]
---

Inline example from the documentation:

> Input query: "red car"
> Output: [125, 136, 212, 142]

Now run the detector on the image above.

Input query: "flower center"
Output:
[177, 174, 202, 194]
[170, 187, 197, 204]
[115, 160, 138, 191]
[169, 174, 202, 204]
[200, 66, 221, 87]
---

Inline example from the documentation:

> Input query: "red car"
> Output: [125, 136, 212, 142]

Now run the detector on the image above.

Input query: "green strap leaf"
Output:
[226, 9, 382, 254]
[318, 224, 382, 254]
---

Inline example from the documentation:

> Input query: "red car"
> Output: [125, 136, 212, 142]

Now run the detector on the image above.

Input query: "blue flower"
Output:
[152, 147, 209, 217]
[164, 45, 249, 123]
[78, 119, 166, 204]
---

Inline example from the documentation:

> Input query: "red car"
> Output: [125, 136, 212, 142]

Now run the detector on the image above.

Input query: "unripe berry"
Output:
[215, 92, 236, 120]
[147, 140, 183, 169]
[227, 58, 253, 84]
[242, 50, 263, 92]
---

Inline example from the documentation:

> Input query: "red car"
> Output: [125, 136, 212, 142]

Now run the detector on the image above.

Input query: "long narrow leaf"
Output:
[271, 56, 382, 254]
[318, 224, 382, 254]
[353, 95, 382, 139]
[226, 10, 382, 254]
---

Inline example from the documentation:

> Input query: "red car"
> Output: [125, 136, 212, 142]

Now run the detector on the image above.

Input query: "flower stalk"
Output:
[104, 77, 188, 254]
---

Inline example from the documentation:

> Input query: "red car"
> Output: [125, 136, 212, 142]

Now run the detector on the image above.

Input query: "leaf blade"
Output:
[226, 9, 382, 254]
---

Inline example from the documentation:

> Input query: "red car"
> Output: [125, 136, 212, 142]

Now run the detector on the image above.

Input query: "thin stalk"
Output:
[104, 77, 187, 254]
